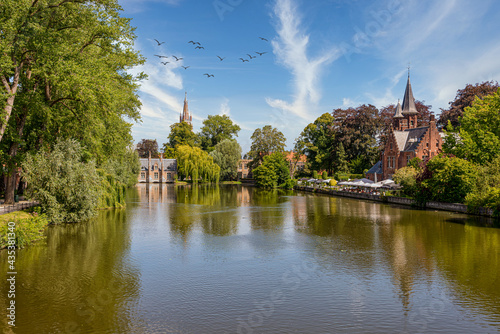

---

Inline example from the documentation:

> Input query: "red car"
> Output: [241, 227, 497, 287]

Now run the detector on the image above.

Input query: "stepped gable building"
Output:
[138, 153, 177, 183]
[180, 92, 193, 125]
[366, 74, 443, 181]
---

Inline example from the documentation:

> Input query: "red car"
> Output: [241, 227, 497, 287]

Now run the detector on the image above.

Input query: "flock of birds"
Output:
[151, 37, 270, 78]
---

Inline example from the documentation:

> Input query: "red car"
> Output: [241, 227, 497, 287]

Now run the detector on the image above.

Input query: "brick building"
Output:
[138, 153, 177, 183]
[366, 74, 444, 181]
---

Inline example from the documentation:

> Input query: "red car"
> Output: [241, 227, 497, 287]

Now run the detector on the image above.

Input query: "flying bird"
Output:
[256, 52, 267, 56]
[239, 58, 249, 62]
[188, 41, 196, 44]
[259, 37, 268, 41]
[182, 66, 190, 69]
[247, 54, 256, 59]
[154, 55, 168, 58]
[172, 55, 183, 61]
[154, 39, 165, 46]
[195, 42, 201, 45]
[217, 56, 225, 61]
[195, 46, 205, 49]
[161, 61, 170, 65]
[203, 73, 214, 77]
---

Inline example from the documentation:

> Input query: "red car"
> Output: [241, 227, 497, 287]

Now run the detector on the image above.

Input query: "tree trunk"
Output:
[3, 113, 27, 204]
[0, 71, 20, 143]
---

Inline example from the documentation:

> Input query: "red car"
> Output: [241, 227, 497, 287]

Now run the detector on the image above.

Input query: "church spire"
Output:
[401, 74, 418, 115]
[394, 99, 403, 118]
[180, 92, 192, 125]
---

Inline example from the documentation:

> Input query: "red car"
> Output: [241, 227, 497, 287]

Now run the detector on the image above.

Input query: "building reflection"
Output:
[136, 183, 177, 203]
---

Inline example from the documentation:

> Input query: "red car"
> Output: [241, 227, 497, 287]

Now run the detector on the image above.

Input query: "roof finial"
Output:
[184, 91, 187, 101]
[407, 62, 411, 78]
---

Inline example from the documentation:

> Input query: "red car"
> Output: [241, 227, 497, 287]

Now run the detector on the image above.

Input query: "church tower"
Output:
[393, 99, 404, 130]
[400, 72, 418, 130]
[180, 92, 193, 126]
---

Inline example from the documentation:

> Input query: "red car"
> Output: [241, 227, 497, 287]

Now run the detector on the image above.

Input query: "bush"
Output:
[97, 170, 127, 209]
[312, 170, 319, 179]
[329, 179, 337, 186]
[22, 139, 102, 224]
[0, 212, 49, 249]
[321, 171, 328, 179]
[253, 153, 291, 189]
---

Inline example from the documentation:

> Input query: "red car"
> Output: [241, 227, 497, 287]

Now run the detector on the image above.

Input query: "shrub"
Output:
[0, 212, 49, 249]
[312, 170, 319, 179]
[321, 171, 328, 179]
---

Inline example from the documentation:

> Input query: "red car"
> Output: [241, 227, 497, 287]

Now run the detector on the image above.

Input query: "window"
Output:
[154, 172, 159, 179]
[390, 142, 393, 150]
[426, 142, 429, 147]
[167, 173, 172, 180]
[411, 121, 414, 127]
[243, 164, 247, 169]
[422, 155, 428, 161]
[239, 163, 242, 169]
[141, 172, 145, 179]
[406, 155, 411, 165]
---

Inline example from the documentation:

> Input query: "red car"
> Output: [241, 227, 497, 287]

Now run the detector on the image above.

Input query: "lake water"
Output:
[1, 184, 499, 333]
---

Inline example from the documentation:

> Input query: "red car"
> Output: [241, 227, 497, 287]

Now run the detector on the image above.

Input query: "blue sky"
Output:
[120, 0, 500, 153]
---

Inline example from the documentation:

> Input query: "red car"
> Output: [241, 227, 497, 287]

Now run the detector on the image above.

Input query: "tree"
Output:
[443, 88, 500, 164]
[294, 113, 335, 174]
[438, 81, 499, 129]
[465, 156, 500, 215]
[249, 125, 286, 168]
[199, 115, 241, 152]
[334, 142, 349, 174]
[393, 166, 419, 197]
[21, 139, 101, 224]
[210, 139, 242, 180]
[136, 139, 159, 158]
[331, 104, 381, 172]
[176, 145, 220, 183]
[253, 153, 291, 189]
[168, 122, 197, 148]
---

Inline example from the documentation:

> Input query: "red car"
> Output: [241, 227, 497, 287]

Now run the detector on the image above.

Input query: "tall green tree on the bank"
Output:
[438, 81, 499, 130]
[136, 139, 159, 158]
[294, 113, 336, 174]
[167, 122, 197, 148]
[176, 145, 220, 183]
[210, 139, 242, 180]
[0, 0, 145, 204]
[249, 125, 286, 168]
[443, 88, 500, 164]
[331, 104, 381, 173]
[253, 152, 292, 189]
[199, 115, 241, 152]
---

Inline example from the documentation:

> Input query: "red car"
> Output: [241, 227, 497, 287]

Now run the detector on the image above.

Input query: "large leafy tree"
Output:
[443, 89, 500, 165]
[331, 104, 381, 173]
[294, 113, 335, 174]
[438, 81, 499, 130]
[249, 125, 286, 168]
[209, 139, 242, 181]
[136, 139, 159, 158]
[199, 115, 241, 152]
[253, 153, 291, 189]
[167, 122, 197, 148]
[176, 145, 220, 183]
[0, 0, 145, 204]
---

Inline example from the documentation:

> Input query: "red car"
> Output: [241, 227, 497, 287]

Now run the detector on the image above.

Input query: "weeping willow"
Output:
[176, 145, 220, 183]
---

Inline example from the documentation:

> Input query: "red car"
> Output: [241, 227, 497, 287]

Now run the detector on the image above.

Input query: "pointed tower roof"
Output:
[393, 99, 404, 118]
[401, 74, 418, 115]
[180, 92, 192, 125]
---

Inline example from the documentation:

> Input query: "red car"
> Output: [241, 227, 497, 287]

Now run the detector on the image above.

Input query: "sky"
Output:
[119, 0, 500, 153]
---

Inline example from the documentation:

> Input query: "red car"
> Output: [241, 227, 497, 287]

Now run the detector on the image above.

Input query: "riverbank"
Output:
[295, 185, 496, 218]
[0, 210, 49, 249]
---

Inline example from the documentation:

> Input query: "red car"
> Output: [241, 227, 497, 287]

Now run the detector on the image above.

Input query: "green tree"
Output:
[209, 139, 242, 181]
[294, 113, 335, 174]
[249, 125, 286, 168]
[176, 145, 220, 183]
[416, 155, 477, 204]
[199, 115, 241, 152]
[168, 122, 197, 148]
[335, 142, 349, 174]
[465, 156, 500, 215]
[21, 139, 101, 224]
[393, 166, 419, 197]
[438, 81, 499, 130]
[136, 139, 159, 158]
[253, 152, 291, 189]
[443, 89, 500, 164]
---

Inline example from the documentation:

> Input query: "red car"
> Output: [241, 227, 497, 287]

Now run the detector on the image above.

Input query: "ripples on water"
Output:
[0, 184, 499, 334]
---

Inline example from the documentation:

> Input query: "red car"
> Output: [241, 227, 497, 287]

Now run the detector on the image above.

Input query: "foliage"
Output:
[97, 170, 126, 209]
[321, 171, 328, 179]
[329, 179, 337, 186]
[136, 139, 159, 158]
[335, 142, 349, 174]
[443, 89, 500, 164]
[249, 125, 286, 168]
[294, 113, 335, 173]
[465, 156, 500, 215]
[253, 153, 291, 189]
[168, 122, 197, 148]
[438, 81, 499, 129]
[312, 171, 319, 179]
[101, 148, 141, 187]
[415, 155, 477, 204]
[209, 139, 242, 181]
[407, 157, 423, 170]
[176, 145, 220, 183]
[393, 166, 419, 197]
[0, 211, 49, 249]
[199, 115, 241, 152]
[21, 139, 101, 224]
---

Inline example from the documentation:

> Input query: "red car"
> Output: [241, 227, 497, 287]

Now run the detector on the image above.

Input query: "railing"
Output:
[0, 201, 39, 215]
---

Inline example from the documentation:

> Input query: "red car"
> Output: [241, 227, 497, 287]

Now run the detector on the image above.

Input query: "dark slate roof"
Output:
[402, 127, 429, 151]
[393, 100, 404, 118]
[401, 75, 418, 115]
[366, 160, 383, 175]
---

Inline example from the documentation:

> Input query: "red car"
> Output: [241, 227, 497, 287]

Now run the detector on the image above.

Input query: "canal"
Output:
[1, 184, 499, 333]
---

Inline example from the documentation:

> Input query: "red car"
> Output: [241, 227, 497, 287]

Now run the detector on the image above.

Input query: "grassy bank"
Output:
[0, 209, 49, 249]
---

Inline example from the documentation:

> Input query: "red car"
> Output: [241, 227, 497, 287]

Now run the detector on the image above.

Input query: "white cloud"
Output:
[266, 0, 340, 120]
